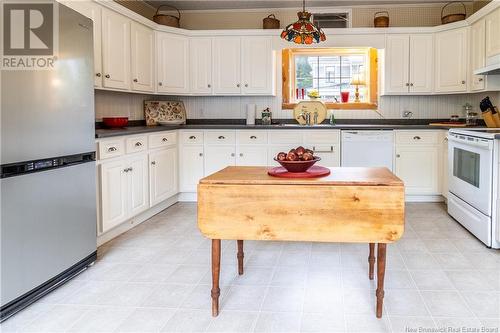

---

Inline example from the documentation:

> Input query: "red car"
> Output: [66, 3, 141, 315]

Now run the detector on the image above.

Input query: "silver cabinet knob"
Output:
[123, 168, 128, 173]
[96, 73, 101, 77]
[162, 138, 168, 142]
[409, 83, 414, 86]
[218, 136, 225, 140]
[444, 137, 449, 142]
[461, 80, 466, 84]
[396, 154, 401, 158]
[151, 161, 156, 165]
[105, 74, 110, 78]
[207, 84, 211, 88]
[231, 153, 235, 157]
[135, 142, 142, 147]
[244, 83, 248, 87]
[133, 78, 138, 82]
[405, 83, 410, 87]
[199, 153, 203, 157]
[158, 82, 163, 86]
[129, 167, 133, 172]
[107, 147, 117, 152]
[478, 78, 484, 82]
[239, 153, 243, 157]
[236, 84, 240, 87]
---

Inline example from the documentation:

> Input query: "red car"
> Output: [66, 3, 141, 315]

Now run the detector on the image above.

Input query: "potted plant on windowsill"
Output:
[307, 89, 321, 100]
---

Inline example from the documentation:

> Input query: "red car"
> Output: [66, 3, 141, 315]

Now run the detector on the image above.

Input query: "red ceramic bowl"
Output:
[274, 156, 321, 173]
[102, 117, 129, 128]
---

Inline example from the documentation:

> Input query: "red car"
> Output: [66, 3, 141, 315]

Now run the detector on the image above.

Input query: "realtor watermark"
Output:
[405, 326, 499, 333]
[1, 0, 58, 70]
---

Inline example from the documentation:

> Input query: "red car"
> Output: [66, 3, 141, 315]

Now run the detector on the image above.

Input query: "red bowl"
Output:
[102, 117, 129, 128]
[274, 156, 321, 173]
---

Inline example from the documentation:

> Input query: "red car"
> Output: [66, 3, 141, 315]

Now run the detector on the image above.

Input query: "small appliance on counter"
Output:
[261, 108, 272, 125]
[246, 104, 256, 125]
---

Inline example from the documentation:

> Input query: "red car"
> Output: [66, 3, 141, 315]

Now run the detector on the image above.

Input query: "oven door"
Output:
[448, 133, 493, 216]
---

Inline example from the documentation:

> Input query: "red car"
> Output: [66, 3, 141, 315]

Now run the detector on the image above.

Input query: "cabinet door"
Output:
[63, 1, 103, 87]
[157, 32, 189, 94]
[190, 38, 213, 94]
[485, 8, 500, 58]
[204, 145, 235, 175]
[471, 19, 486, 91]
[236, 146, 268, 166]
[241, 37, 274, 95]
[127, 154, 149, 216]
[150, 147, 178, 206]
[435, 28, 468, 93]
[395, 146, 440, 195]
[384, 35, 410, 94]
[409, 34, 433, 93]
[131, 22, 154, 92]
[441, 134, 448, 198]
[312, 145, 340, 167]
[180, 145, 205, 192]
[213, 37, 241, 94]
[101, 8, 130, 90]
[100, 160, 128, 233]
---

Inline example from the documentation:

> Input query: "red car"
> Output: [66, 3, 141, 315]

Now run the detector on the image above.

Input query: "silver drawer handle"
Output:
[239, 153, 243, 157]
[231, 153, 235, 157]
[312, 146, 333, 153]
[478, 78, 484, 82]
[129, 167, 133, 172]
[158, 82, 163, 86]
[250, 136, 257, 139]
[133, 78, 138, 83]
[413, 136, 421, 140]
[107, 147, 117, 152]
[135, 142, 142, 147]
[396, 154, 401, 158]
[189, 136, 196, 140]
[218, 136, 225, 140]
[199, 153, 203, 157]
[105, 74, 110, 78]
[96, 73, 101, 77]
[123, 168, 128, 173]
[162, 138, 168, 142]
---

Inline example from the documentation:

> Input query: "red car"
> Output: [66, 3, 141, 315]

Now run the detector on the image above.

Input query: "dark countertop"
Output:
[95, 119, 471, 139]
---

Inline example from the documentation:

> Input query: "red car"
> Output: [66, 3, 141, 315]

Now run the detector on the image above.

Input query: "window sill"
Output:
[282, 102, 378, 110]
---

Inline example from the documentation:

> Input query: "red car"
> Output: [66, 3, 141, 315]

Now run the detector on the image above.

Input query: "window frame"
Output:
[282, 47, 378, 110]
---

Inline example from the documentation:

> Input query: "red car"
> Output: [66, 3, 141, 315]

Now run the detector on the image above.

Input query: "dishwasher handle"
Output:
[313, 146, 334, 153]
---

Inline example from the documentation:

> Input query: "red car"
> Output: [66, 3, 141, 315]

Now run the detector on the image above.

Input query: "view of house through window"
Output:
[293, 49, 370, 103]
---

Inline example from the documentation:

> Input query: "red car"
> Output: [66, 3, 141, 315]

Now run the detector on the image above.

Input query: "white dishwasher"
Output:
[341, 130, 394, 171]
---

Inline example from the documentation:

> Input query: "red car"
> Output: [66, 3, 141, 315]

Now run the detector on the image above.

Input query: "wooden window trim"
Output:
[282, 47, 378, 110]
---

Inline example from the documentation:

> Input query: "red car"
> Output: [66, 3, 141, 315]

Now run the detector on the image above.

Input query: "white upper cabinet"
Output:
[62, 1, 103, 87]
[383, 34, 432, 94]
[189, 38, 213, 94]
[131, 22, 154, 93]
[213, 37, 242, 94]
[471, 19, 486, 91]
[434, 28, 468, 93]
[157, 32, 189, 94]
[241, 37, 275, 95]
[485, 7, 500, 59]
[101, 8, 130, 90]
[384, 35, 410, 94]
[409, 34, 433, 93]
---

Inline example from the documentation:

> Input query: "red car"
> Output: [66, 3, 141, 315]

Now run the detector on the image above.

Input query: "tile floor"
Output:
[1, 203, 500, 333]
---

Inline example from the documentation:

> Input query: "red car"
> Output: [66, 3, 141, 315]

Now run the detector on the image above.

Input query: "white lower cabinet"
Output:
[204, 145, 236, 176]
[99, 153, 149, 233]
[149, 147, 178, 206]
[236, 146, 268, 166]
[394, 131, 441, 196]
[180, 145, 204, 192]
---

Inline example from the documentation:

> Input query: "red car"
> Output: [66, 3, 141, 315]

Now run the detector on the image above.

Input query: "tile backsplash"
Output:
[95, 89, 500, 121]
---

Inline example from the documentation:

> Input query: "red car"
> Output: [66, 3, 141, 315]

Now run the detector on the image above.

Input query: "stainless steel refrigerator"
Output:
[1, 3, 97, 321]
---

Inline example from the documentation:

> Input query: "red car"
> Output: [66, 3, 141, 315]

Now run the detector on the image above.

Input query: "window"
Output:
[282, 48, 378, 110]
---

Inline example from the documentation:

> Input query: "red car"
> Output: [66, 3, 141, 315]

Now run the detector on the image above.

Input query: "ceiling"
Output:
[144, 0, 458, 11]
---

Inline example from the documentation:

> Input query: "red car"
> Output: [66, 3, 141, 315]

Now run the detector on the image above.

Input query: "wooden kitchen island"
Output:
[197, 166, 405, 318]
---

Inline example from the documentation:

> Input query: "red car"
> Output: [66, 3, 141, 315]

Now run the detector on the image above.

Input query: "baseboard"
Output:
[178, 192, 197, 202]
[405, 195, 445, 202]
[97, 194, 179, 247]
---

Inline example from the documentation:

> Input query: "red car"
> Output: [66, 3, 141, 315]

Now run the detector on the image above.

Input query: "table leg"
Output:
[211, 239, 221, 317]
[237, 240, 244, 275]
[368, 243, 375, 280]
[376, 243, 387, 318]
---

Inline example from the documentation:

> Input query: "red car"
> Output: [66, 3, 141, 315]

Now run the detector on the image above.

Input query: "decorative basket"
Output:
[153, 5, 180, 28]
[374, 11, 389, 27]
[263, 14, 280, 29]
[441, 2, 466, 25]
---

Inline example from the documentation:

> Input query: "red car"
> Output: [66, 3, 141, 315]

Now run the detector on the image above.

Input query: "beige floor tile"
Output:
[261, 287, 305, 312]
[300, 312, 345, 332]
[345, 314, 391, 332]
[141, 284, 195, 308]
[421, 291, 473, 317]
[205, 310, 259, 332]
[254, 312, 301, 333]
[222, 285, 267, 311]
[384, 290, 430, 316]
[160, 309, 213, 332]
[23, 305, 89, 332]
[115, 308, 176, 332]
[303, 286, 343, 313]
[388, 316, 435, 333]
[461, 291, 500, 318]
[409, 270, 455, 291]
[67, 306, 133, 332]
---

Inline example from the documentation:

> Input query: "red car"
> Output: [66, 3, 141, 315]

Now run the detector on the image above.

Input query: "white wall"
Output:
[95, 89, 500, 121]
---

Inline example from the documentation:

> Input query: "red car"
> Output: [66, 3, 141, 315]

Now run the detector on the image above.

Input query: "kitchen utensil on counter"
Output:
[268, 165, 330, 178]
[263, 14, 280, 29]
[246, 104, 256, 125]
[293, 101, 327, 125]
[479, 96, 499, 128]
[441, 2, 466, 24]
[482, 110, 496, 127]
[144, 101, 186, 126]
[374, 11, 389, 27]
[153, 5, 181, 27]
[102, 117, 129, 128]
[261, 108, 272, 125]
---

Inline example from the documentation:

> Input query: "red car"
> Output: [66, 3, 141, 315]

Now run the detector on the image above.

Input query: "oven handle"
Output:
[448, 134, 493, 150]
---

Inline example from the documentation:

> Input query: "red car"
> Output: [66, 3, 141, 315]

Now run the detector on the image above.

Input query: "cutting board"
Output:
[293, 101, 327, 125]
[428, 122, 467, 127]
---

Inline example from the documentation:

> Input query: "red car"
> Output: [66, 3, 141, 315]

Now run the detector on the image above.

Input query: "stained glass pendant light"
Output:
[281, 0, 326, 44]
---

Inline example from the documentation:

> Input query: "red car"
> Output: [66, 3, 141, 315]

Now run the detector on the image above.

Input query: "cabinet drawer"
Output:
[98, 138, 125, 160]
[269, 131, 303, 144]
[149, 131, 177, 148]
[304, 130, 340, 144]
[237, 130, 268, 144]
[181, 131, 204, 144]
[205, 131, 236, 144]
[395, 131, 440, 145]
[126, 136, 148, 154]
